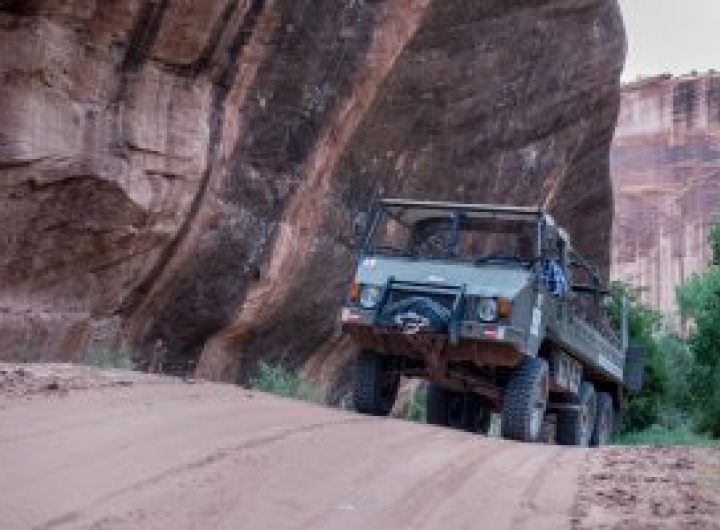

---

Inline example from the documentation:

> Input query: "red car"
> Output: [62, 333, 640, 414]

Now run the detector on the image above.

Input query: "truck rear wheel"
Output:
[557, 381, 597, 446]
[501, 357, 549, 442]
[590, 392, 614, 447]
[353, 351, 399, 416]
[427, 385, 491, 434]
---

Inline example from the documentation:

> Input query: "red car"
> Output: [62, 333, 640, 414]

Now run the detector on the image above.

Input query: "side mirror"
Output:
[624, 346, 644, 393]
[353, 212, 369, 246]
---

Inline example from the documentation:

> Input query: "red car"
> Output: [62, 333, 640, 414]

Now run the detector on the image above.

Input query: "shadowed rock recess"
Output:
[0, 0, 625, 385]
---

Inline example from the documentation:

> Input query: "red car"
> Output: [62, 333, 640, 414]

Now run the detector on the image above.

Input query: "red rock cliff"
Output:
[611, 73, 720, 323]
[0, 1, 625, 384]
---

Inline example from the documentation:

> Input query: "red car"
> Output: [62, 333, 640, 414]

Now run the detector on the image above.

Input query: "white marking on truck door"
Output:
[530, 308, 542, 337]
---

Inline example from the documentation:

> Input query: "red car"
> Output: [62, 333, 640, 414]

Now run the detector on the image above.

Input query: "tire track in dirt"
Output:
[384, 442, 582, 530]
[510, 447, 586, 529]
[372, 442, 517, 527]
[38, 417, 374, 530]
[1, 370, 589, 530]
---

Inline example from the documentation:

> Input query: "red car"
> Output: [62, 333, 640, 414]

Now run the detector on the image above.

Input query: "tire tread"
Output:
[501, 357, 548, 442]
[354, 352, 396, 416]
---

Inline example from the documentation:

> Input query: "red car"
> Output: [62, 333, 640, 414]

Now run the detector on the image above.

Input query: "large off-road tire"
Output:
[557, 381, 597, 446]
[590, 391, 614, 447]
[426, 385, 492, 434]
[501, 357, 550, 442]
[353, 351, 399, 416]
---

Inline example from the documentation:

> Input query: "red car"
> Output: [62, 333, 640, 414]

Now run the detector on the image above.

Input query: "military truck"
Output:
[341, 199, 643, 446]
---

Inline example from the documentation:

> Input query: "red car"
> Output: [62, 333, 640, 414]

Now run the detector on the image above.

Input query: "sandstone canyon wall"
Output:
[611, 73, 720, 325]
[0, 0, 625, 386]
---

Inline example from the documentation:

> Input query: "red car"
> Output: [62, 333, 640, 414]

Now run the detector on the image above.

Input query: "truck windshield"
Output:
[368, 208, 538, 265]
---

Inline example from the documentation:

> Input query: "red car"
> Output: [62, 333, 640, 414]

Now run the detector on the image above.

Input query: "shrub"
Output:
[608, 283, 672, 433]
[677, 217, 720, 437]
[250, 361, 324, 404]
[613, 425, 720, 447]
[82, 346, 135, 370]
[403, 385, 427, 423]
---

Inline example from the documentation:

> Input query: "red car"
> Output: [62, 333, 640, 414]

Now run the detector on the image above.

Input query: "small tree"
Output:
[608, 283, 671, 432]
[677, 218, 720, 437]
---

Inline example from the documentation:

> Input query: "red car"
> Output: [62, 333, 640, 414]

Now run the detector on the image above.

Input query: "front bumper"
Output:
[340, 306, 526, 355]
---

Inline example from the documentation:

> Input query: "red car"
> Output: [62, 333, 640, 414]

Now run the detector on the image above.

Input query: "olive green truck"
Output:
[341, 199, 643, 446]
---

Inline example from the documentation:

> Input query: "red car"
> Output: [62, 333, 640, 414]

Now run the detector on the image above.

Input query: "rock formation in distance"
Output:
[612, 72, 720, 325]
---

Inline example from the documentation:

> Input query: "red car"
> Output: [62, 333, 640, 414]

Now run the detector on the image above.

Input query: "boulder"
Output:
[0, 0, 625, 385]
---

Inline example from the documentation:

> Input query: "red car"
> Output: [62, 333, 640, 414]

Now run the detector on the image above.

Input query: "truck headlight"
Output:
[477, 297, 499, 322]
[359, 285, 382, 309]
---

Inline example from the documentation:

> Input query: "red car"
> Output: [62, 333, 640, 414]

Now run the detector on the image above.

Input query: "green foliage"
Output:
[403, 385, 427, 423]
[656, 333, 694, 427]
[711, 221, 720, 266]
[250, 361, 324, 404]
[677, 218, 720, 437]
[82, 346, 135, 370]
[613, 425, 720, 447]
[609, 215, 720, 440]
[608, 282, 675, 432]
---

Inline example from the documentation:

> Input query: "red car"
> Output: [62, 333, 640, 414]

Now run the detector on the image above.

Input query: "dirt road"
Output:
[1, 364, 718, 530]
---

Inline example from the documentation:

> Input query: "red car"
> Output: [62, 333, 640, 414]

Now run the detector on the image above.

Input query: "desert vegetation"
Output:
[616, 217, 720, 444]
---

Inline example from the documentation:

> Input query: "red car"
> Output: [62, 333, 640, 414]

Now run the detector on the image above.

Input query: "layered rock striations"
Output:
[0, 0, 625, 385]
[611, 73, 720, 323]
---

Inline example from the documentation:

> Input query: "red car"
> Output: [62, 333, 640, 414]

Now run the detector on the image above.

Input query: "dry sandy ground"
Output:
[576, 446, 720, 529]
[1, 363, 718, 530]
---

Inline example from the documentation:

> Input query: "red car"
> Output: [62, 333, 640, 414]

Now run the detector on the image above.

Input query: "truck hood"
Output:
[355, 256, 534, 298]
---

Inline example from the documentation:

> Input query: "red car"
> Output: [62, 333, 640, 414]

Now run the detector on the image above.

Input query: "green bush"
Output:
[609, 215, 720, 440]
[82, 346, 135, 370]
[608, 283, 673, 432]
[250, 361, 324, 404]
[613, 425, 720, 447]
[677, 221, 720, 437]
[403, 385, 427, 423]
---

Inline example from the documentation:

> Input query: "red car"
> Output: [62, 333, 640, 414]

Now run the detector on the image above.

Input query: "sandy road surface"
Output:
[0, 365, 584, 530]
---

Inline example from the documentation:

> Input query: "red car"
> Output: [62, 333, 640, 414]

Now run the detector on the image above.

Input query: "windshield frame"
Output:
[362, 201, 546, 266]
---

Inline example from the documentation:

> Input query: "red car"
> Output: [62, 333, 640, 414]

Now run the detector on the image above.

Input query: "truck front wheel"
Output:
[501, 357, 550, 442]
[353, 351, 399, 416]
[557, 381, 597, 446]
